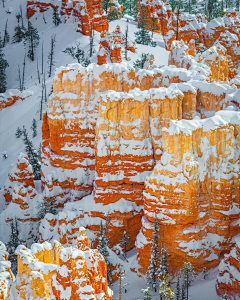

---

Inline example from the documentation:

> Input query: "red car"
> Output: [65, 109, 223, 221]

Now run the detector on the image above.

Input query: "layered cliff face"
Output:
[216, 236, 240, 300]
[136, 109, 240, 274]
[1, 153, 40, 246]
[10, 227, 113, 300]
[0, 242, 13, 300]
[27, 0, 108, 36]
[0, 90, 33, 111]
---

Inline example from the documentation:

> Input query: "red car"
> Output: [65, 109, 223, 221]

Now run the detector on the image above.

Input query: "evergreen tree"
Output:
[133, 52, 149, 70]
[52, 6, 61, 26]
[7, 217, 21, 275]
[202, 266, 209, 280]
[24, 22, 40, 61]
[89, 26, 95, 58]
[48, 34, 56, 77]
[180, 284, 187, 300]
[124, 24, 129, 61]
[222, 293, 229, 300]
[134, 5, 151, 45]
[21, 126, 41, 180]
[102, 0, 119, 19]
[3, 19, 10, 47]
[15, 127, 23, 138]
[158, 232, 169, 280]
[158, 272, 175, 300]
[31, 118, 37, 138]
[38, 143, 41, 161]
[38, 197, 57, 219]
[148, 214, 160, 292]
[63, 42, 85, 64]
[149, 17, 160, 46]
[98, 212, 113, 284]
[180, 260, 196, 300]
[120, 230, 130, 261]
[108, 7, 121, 21]
[12, 25, 25, 43]
[175, 276, 181, 300]
[141, 286, 151, 300]
[0, 46, 9, 93]
[2, 151, 7, 159]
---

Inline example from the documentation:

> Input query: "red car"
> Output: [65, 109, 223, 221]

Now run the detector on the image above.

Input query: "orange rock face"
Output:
[216, 236, 240, 300]
[0, 90, 33, 111]
[12, 227, 113, 300]
[0, 242, 14, 300]
[136, 110, 240, 275]
[27, 0, 108, 36]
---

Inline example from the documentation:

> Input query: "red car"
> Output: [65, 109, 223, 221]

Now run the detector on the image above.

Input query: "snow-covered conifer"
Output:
[31, 118, 37, 138]
[48, 34, 56, 77]
[120, 230, 130, 261]
[0, 44, 9, 92]
[141, 286, 151, 300]
[158, 272, 175, 300]
[148, 214, 160, 291]
[133, 53, 149, 70]
[3, 19, 10, 47]
[180, 284, 187, 300]
[63, 42, 85, 64]
[21, 126, 41, 180]
[134, 5, 151, 45]
[158, 231, 169, 280]
[180, 260, 196, 300]
[203, 266, 209, 280]
[24, 22, 40, 61]
[119, 265, 128, 299]
[52, 6, 61, 26]
[2, 151, 7, 159]
[175, 276, 180, 300]
[15, 127, 22, 138]
[7, 217, 21, 274]
[38, 197, 57, 219]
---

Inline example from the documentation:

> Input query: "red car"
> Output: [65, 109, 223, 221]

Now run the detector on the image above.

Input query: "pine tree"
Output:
[108, 7, 121, 21]
[98, 212, 113, 284]
[38, 143, 41, 161]
[3, 19, 10, 47]
[134, 5, 151, 45]
[48, 34, 56, 77]
[180, 284, 187, 300]
[158, 232, 169, 281]
[21, 126, 41, 180]
[124, 24, 129, 61]
[222, 292, 229, 300]
[148, 214, 160, 292]
[12, 25, 25, 43]
[52, 6, 61, 26]
[7, 217, 21, 275]
[149, 17, 160, 46]
[63, 42, 85, 63]
[0, 46, 9, 93]
[89, 26, 95, 58]
[176, 276, 181, 300]
[202, 266, 209, 280]
[37, 197, 57, 219]
[24, 21, 40, 61]
[133, 53, 149, 70]
[2, 151, 7, 159]
[120, 230, 130, 261]
[141, 286, 151, 300]
[158, 273, 175, 300]
[180, 260, 196, 300]
[15, 127, 23, 138]
[31, 118, 37, 138]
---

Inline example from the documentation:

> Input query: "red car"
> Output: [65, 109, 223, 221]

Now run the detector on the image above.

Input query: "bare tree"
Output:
[48, 35, 56, 77]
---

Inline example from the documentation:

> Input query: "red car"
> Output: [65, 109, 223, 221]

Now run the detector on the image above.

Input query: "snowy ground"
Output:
[0, 1, 222, 298]
[111, 249, 222, 300]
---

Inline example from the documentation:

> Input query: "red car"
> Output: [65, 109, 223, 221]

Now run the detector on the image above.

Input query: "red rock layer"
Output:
[100, 31, 122, 63]
[217, 236, 240, 300]
[13, 228, 113, 300]
[0, 90, 33, 111]
[27, 0, 108, 36]
[136, 110, 240, 275]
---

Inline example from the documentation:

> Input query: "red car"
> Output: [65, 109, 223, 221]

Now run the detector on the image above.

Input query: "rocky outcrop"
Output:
[12, 227, 113, 300]
[0, 242, 13, 300]
[216, 236, 240, 300]
[1, 153, 40, 246]
[0, 90, 33, 111]
[27, 0, 108, 36]
[136, 109, 240, 274]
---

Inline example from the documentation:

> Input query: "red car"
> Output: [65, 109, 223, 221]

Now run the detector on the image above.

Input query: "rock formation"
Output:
[136, 109, 240, 274]
[0, 90, 33, 111]
[0, 242, 13, 300]
[10, 227, 113, 300]
[27, 0, 108, 36]
[216, 236, 240, 300]
[1, 153, 40, 246]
